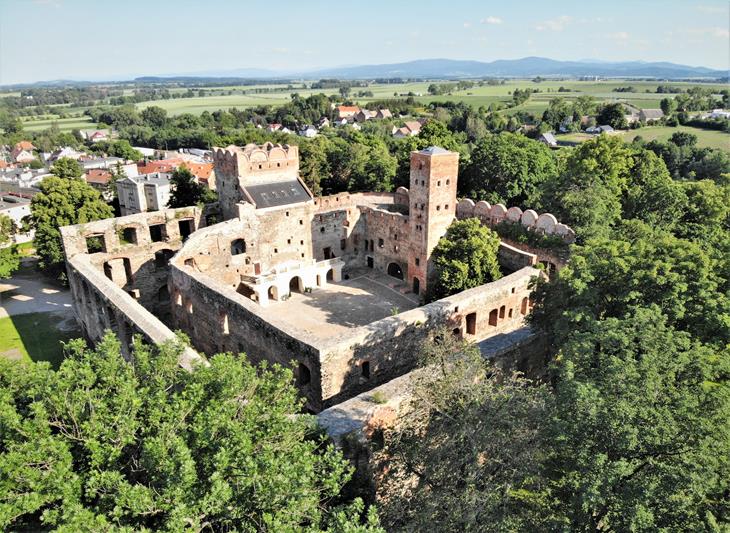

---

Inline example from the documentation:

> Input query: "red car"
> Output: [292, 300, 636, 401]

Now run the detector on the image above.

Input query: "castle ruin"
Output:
[60, 142, 572, 412]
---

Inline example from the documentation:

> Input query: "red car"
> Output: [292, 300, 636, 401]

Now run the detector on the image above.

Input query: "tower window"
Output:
[436, 205, 441, 211]
[437, 180, 441, 186]
[415, 258, 420, 266]
[446, 179, 450, 185]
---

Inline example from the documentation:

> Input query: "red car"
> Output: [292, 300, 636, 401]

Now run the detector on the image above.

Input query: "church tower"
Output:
[407, 146, 459, 296]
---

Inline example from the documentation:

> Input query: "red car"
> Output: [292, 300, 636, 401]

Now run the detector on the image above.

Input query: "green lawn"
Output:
[0, 312, 82, 368]
[620, 125, 730, 151]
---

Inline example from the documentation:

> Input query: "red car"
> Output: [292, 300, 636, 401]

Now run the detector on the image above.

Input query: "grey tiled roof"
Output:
[244, 179, 311, 208]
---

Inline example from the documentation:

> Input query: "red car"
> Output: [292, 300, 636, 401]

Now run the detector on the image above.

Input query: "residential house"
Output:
[132, 146, 156, 158]
[298, 125, 318, 138]
[639, 109, 664, 122]
[0, 196, 33, 244]
[392, 120, 424, 138]
[136, 158, 215, 190]
[597, 125, 615, 133]
[354, 109, 372, 122]
[47, 146, 83, 164]
[117, 173, 172, 215]
[538, 132, 558, 147]
[709, 109, 730, 119]
[85, 169, 114, 200]
[317, 117, 330, 128]
[335, 105, 360, 119]
[374, 108, 393, 119]
[80, 129, 111, 142]
[266, 123, 283, 133]
[11, 141, 36, 164]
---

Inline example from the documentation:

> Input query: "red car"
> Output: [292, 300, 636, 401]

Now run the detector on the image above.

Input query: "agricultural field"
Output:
[20, 115, 94, 131]
[556, 125, 730, 151]
[132, 79, 727, 117]
[620, 125, 729, 151]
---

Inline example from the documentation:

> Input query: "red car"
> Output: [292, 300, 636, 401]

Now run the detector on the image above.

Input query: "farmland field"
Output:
[21, 115, 95, 131]
[620, 125, 729, 151]
[556, 125, 730, 151]
[132, 79, 727, 117]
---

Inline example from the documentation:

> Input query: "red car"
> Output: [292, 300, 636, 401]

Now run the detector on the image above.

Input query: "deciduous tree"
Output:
[429, 218, 501, 301]
[0, 334, 383, 531]
[167, 166, 217, 208]
[30, 176, 113, 279]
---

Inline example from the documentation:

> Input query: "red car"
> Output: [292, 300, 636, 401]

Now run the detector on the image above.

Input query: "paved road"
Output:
[0, 261, 73, 319]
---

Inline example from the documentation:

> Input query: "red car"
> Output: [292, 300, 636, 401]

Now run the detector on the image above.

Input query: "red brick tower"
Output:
[407, 146, 459, 296]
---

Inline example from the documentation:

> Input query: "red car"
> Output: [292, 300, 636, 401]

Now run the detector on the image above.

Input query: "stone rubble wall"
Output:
[67, 254, 202, 369]
[317, 267, 541, 408]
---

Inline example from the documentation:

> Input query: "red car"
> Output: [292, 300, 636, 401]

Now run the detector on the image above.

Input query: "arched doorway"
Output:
[387, 262, 404, 280]
[326, 268, 334, 281]
[289, 276, 303, 293]
[268, 285, 278, 301]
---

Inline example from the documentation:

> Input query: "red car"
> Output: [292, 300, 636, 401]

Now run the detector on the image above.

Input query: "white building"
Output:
[709, 109, 730, 119]
[0, 196, 33, 244]
[117, 172, 171, 215]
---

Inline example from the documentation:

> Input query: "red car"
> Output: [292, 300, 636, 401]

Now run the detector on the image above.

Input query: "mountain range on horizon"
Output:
[6, 57, 727, 87]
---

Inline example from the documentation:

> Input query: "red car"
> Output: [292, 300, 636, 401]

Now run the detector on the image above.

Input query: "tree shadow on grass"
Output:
[0, 311, 83, 369]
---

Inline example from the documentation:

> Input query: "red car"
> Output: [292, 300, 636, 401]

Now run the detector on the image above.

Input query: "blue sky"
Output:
[0, 0, 728, 84]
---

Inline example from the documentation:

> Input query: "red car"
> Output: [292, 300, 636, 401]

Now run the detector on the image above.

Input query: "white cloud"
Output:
[608, 31, 630, 41]
[697, 4, 728, 14]
[272, 47, 289, 54]
[463, 22, 472, 28]
[677, 27, 730, 39]
[481, 16, 503, 25]
[535, 15, 572, 32]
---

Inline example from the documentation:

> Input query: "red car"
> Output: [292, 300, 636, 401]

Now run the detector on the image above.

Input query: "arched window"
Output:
[231, 239, 246, 255]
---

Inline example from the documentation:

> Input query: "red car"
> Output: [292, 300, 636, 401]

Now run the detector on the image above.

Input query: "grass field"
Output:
[21, 115, 95, 131]
[556, 125, 729, 151]
[0, 312, 81, 368]
[619, 125, 730, 151]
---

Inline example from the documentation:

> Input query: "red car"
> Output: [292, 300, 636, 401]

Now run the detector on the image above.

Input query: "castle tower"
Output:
[407, 146, 459, 296]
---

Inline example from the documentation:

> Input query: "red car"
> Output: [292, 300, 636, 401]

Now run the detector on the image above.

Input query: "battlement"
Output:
[456, 199, 576, 243]
[212, 143, 299, 180]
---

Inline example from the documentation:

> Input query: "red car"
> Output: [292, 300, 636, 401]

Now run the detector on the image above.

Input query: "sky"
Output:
[0, 0, 728, 84]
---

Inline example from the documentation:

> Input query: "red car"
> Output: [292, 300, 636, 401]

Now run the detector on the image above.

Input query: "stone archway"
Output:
[289, 276, 304, 294]
[387, 262, 404, 280]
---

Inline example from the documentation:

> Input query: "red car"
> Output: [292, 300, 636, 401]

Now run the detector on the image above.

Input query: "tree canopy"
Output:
[429, 218, 501, 301]
[376, 330, 553, 532]
[167, 167, 217, 208]
[0, 333, 382, 532]
[30, 176, 113, 279]
[50, 156, 83, 180]
[462, 132, 557, 206]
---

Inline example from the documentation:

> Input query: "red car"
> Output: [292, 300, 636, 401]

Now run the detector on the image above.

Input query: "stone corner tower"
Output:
[407, 146, 459, 296]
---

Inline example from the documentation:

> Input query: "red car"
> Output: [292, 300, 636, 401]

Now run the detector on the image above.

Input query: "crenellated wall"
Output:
[456, 198, 576, 243]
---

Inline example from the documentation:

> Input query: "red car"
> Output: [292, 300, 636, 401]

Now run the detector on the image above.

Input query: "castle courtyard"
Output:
[264, 268, 419, 341]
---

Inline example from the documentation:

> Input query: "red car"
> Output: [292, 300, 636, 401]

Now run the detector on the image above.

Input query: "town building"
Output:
[0, 195, 33, 244]
[117, 172, 172, 215]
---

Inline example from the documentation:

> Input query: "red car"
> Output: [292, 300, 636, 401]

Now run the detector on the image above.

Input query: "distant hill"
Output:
[306, 57, 726, 79]
[4, 57, 726, 88]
